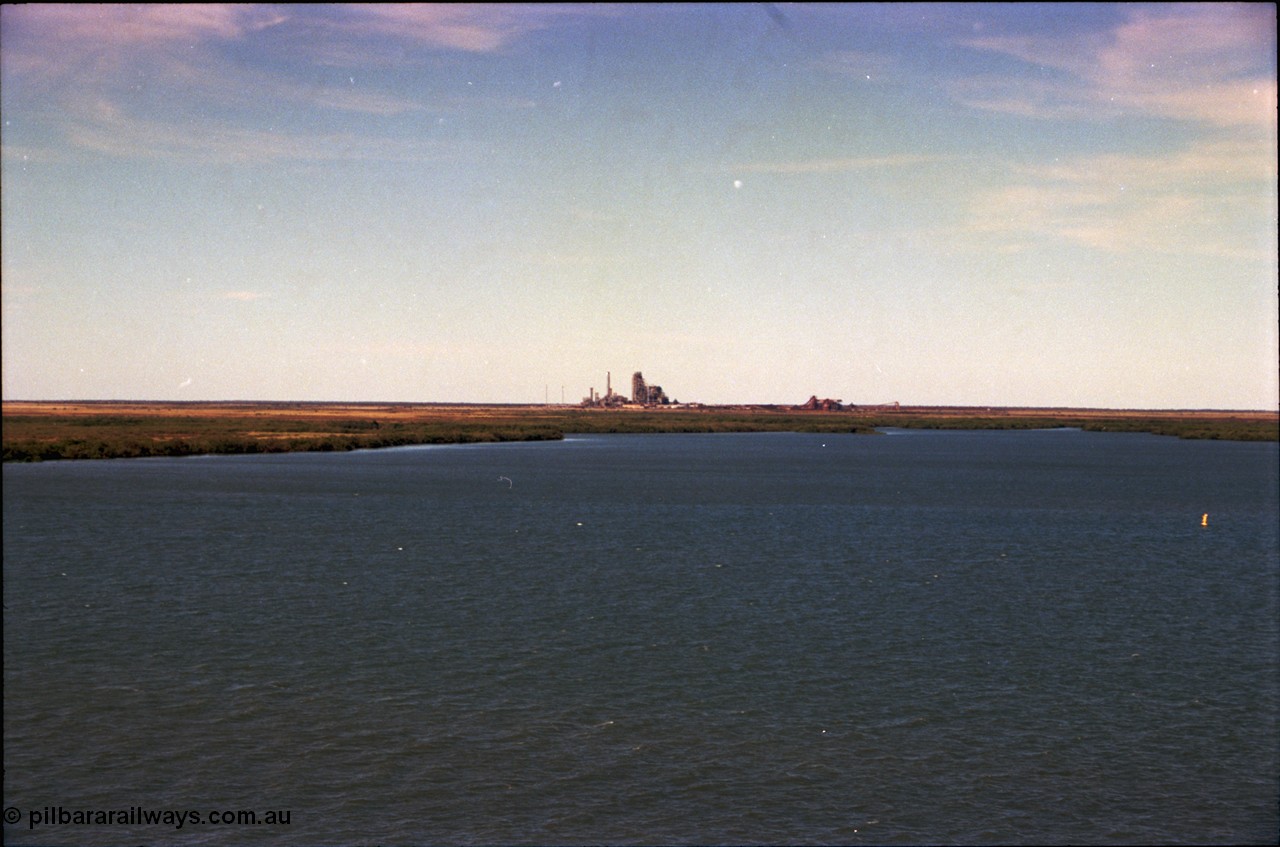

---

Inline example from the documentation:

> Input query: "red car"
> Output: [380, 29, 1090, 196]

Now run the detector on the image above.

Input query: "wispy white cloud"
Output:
[308, 86, 427, 116]
[728, 154, 952, 175]
[1, 3, 600, 57]
[967, 139, 1278, 258]
[331, 4, 570, 54]
[1028, 139, 1277, 188]
[61, 97, 450, 164]
[957, 4, 1276, 128]
[1, 4, 285, 46]
[1, 144, 68, 164]
[0, 4, 574, 163]
[948, 75, 1123, 122]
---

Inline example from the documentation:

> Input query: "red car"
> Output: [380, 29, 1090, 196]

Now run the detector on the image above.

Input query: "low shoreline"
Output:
[4, 401, 1277, 461]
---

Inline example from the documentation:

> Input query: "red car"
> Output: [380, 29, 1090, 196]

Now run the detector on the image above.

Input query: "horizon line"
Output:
[3, 399, 1277, 415]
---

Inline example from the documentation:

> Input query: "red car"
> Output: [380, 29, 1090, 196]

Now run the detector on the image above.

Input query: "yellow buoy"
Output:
[1201, 513, 1209, 527]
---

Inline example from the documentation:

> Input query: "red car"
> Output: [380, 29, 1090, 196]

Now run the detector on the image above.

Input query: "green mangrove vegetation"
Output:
[3, 404, 1275, 462]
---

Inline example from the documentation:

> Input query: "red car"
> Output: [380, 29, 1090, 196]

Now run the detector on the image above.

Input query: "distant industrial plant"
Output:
[795, 395, 845, 411]
[575, 373, 897, 411]
[581, 371, 672, 407]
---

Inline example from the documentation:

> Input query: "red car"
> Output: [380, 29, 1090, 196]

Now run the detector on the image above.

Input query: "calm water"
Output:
[4, 430, 1278, 845]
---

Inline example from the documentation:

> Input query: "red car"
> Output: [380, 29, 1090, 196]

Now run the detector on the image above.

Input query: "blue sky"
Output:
[2, 3, 1275, 408]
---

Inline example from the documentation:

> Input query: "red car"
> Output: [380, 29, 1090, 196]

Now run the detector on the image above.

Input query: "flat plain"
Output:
[3, 401, 1276, 461]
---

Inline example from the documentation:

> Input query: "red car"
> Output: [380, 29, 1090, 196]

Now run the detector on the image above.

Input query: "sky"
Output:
[2, 3, 1276, 408]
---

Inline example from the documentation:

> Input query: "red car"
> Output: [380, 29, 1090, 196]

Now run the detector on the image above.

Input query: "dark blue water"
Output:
[4, 430, 1278, 845]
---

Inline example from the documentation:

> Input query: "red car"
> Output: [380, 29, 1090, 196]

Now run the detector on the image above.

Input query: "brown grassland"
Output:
[3, 401, 1276, 462]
